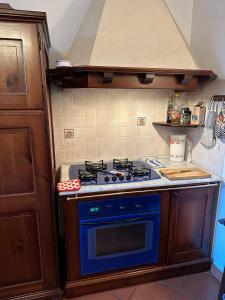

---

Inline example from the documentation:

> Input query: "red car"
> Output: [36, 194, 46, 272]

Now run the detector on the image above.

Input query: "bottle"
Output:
[167, 94, 175, 123]
[171, 93, 181, 125]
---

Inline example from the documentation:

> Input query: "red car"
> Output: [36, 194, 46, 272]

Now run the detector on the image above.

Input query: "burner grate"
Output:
[131, 167, 151, 177]
[113, 158, 133, 170]
[85, 160, 107, 172]
[79, 170, 97, 182]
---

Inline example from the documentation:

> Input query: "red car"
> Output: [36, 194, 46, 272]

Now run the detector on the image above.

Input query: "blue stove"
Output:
[68, 159, 160, 185]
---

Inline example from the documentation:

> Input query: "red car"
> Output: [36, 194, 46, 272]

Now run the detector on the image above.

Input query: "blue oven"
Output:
[79, 194, 161, 275]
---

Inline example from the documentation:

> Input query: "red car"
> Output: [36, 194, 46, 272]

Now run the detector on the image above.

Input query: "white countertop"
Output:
[59, 158, 222, 196]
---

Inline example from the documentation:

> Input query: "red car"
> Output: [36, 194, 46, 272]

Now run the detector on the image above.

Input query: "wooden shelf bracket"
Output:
[177, 74, 193, 85]
[103, 72, 114, 83]
[141, 73, 155, 84]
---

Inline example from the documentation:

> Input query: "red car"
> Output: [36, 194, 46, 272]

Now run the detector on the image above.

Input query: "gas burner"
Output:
[79, 170, 97, 182]
[113, 158, 133, 170]
[131, 168, 151, 177]
[85, 160, 107, 172]
[68, 160, 160, 186]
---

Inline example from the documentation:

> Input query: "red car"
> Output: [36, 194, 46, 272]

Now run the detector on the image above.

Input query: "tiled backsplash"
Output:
[186, 79, 225, 176]
[51, 80, 225, 177]
[52, 87, 187, 168]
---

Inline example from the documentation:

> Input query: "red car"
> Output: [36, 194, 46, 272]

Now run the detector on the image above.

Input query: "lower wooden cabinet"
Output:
[167, 186, 218, 264]
[0, 112, 61, 299]
[62, 184, 218, 298]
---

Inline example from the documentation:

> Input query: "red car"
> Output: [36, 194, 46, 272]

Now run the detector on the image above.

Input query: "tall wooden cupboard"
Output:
[0, 4, 62, 299]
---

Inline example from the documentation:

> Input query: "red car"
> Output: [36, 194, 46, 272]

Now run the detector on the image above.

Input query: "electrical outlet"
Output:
[137, 117, 147, 126]
[64, 129, 74, 139]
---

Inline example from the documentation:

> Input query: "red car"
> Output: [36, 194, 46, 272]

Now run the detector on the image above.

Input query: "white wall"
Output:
[165, 0, 193, 45]
[191, 0, 225, 78]
[0, 0, 92, 65]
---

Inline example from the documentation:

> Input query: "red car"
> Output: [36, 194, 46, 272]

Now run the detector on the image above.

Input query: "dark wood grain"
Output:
[65, 259, 211, 298]
[0, 4, 61, 299]
[0, 112, 61, 299]
[0, 22, 43, 109]
[47, 66, 216, 91]
[49, 65, 217, 77]
[0, 211, 42, 286]
[167, 186, 218, 264]
[0, 4, 50, 48]
[153, 122, 203, 128]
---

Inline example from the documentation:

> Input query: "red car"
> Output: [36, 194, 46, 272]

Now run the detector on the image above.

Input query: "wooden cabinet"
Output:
[167, 186, 218, 264]
[0, 22, 43, 109]
[62, 185, 218, 298]
[0, 4, 62, 300]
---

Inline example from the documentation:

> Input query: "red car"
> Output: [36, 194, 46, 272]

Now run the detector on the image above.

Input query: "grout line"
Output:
[109, 292, 124, 300]
[159, 279, 195, 299]
[127, 287, 137, 300]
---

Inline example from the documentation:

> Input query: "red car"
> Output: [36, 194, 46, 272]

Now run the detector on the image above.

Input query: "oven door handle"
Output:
[81, 215, 157, 225]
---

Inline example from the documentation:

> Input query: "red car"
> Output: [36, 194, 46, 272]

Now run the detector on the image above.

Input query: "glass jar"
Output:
[171, 102, 181, 124]
[180, 107, 191, 125]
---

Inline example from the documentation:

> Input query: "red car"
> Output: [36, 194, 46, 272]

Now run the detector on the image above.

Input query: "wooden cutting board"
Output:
[159, 167, 211, 180]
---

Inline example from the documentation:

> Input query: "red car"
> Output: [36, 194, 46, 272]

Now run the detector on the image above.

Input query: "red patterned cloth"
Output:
[57, 179, 81, 192]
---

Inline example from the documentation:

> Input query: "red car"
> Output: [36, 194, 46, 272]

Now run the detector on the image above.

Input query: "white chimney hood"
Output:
[67, 0, 197, 69]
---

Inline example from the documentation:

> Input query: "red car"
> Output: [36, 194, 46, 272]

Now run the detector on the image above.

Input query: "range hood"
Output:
[48, 0, 216, 90]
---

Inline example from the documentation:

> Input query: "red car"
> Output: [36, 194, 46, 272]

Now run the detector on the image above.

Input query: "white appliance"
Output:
[170, 135, 186, 162]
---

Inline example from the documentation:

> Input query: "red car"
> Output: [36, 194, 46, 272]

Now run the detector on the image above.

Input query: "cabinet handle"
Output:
[66, 183, 219, 201]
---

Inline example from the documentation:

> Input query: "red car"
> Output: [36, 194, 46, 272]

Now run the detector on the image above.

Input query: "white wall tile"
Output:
[53, 86, 224, 169]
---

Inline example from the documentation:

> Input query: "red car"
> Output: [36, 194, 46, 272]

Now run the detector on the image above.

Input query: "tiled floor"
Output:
[67, 272, 220, 300]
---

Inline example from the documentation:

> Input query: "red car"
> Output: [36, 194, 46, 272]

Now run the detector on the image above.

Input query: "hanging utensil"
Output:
[206, 96, 217, 129]
[200, 97, 217, 149]
[215, 100, 225, 140]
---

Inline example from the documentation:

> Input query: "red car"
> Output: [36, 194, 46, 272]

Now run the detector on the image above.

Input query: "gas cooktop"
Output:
[69, 159, 161, 185]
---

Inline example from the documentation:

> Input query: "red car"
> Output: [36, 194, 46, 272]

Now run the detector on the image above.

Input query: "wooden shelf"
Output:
[153, 122, 203, 128]
[47, 66, 217, 91]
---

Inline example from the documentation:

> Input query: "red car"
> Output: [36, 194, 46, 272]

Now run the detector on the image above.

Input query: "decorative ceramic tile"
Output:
[137, 117, 147, 126]
[64, 129, 74, 139]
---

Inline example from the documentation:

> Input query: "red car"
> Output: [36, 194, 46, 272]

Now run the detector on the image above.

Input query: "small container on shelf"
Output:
[180, 107, 191, 125]
[191, 102, 206, 125]
[171, 103, 181, 125]
[167, 93, 181, 125]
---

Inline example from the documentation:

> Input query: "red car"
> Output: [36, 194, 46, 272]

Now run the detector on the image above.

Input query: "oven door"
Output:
[79, 211, 160, 275]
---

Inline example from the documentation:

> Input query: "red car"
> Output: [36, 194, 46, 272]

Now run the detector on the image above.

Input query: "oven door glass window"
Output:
[95, 223, 147, 257]
[80, 212, 160, 275]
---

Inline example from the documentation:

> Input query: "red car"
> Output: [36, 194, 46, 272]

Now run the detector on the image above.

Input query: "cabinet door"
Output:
[0, 112, 58, 298]
[167, 186, 217, 264]
[0, 22, 43, 109]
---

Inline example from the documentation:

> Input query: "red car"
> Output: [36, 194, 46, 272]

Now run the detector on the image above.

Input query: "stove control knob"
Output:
[119, 175, 124, 181]
[126, 175, 131, 180]
[104, 176, 110, 182]
[112, 176, 117, 181]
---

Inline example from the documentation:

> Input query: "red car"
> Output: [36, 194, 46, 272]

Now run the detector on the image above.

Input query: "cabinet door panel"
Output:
[0, 38, 26, 94]
[0, 22, 43, 109]
[0, 128, 35, 195]
[0, 211, 42, 286]
[167, 187, 217, 264]
[0, 112, 58, 297]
